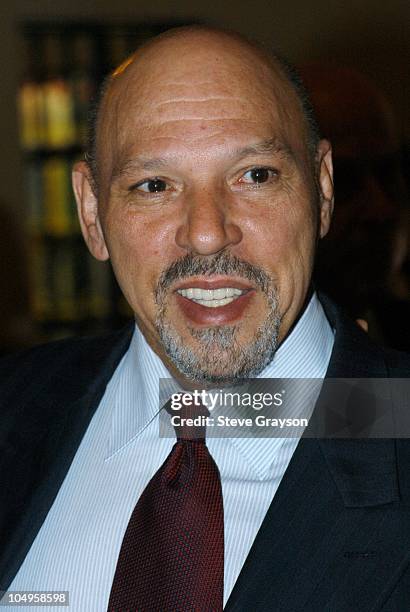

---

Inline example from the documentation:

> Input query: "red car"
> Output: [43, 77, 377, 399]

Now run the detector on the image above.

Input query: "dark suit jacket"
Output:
[0, 296, 409, 611]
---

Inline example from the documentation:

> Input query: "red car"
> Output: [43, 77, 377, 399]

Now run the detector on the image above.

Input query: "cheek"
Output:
[238, 197, 317, 330]
[241, 200, 317, 276]
[103, 212, 173, 304]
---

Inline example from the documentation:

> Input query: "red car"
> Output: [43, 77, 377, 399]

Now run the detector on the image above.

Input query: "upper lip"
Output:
[174, 277, 254, 292]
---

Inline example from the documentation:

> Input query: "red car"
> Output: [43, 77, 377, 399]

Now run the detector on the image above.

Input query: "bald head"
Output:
[86, 26, 319, 196]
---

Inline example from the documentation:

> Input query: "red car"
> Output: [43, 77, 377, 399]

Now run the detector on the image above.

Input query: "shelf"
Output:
[23, 146, 84, 159]
[19, 20, 182, 339]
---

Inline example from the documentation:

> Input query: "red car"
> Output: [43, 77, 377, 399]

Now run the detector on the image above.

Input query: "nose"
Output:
[175, 186, 243, 255]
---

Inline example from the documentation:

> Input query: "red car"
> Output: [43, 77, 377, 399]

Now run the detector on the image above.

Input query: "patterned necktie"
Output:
[107, 399, 224, 611]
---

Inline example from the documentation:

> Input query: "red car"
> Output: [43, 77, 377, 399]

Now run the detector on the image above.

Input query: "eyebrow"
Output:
[111, 156, 169, 182]
[234, 138, 295, 162]
[112, 137, 295, 182]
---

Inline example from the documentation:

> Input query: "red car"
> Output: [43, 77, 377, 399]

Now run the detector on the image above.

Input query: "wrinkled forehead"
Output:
[96, 34, 307, 192]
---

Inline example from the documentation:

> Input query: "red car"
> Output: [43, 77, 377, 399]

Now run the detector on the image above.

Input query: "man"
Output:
[1, 26, 409, 611]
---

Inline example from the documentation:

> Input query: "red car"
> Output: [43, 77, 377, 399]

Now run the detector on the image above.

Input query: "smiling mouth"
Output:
[173, 278, 255, 325]
[176, 287, 246, 308]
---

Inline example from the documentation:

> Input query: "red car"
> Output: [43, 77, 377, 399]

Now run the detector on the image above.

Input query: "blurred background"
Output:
[0, 0, 408, 354]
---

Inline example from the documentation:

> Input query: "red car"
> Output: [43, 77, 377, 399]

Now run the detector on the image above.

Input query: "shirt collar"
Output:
[227, 292, 334, 478]
[259, 291, 334, 378]
[107, 292, 334, 461]
[106, 328, 172, 458]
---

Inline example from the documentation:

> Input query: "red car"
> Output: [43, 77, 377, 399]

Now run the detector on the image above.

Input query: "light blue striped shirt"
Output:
[8, 293, 334, 610]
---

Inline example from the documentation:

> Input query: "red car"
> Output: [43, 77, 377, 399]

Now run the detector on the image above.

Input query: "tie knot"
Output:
[165, 396, 210, 441]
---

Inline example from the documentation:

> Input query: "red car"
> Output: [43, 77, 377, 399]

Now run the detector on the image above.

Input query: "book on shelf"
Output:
[20, 21, 180, 335]
[43, 157, 75, 235]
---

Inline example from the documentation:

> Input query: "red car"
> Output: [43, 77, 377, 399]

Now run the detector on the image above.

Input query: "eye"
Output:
[239, 167, 278, 185]
[132, 178, 168, 193]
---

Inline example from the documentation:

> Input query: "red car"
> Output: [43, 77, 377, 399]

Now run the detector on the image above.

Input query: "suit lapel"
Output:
[225, 437, 408, 611]
[0, 324, 134, 589]
[226, 296, 408, 611]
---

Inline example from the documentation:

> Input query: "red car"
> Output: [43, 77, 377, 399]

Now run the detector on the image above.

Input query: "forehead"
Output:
[99, 34, 306, 182]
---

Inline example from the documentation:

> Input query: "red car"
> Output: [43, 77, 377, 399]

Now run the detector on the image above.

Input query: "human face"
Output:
[74, 34, 333, 385]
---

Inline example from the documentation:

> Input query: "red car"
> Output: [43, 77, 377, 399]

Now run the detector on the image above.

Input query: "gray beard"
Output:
[156, 306, 281, 385]
[154, 252, 282, 384]
[155, 259, 281, 384]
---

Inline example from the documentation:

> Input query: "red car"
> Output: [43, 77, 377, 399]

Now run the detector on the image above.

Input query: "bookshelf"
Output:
[18, 21, 179, 340]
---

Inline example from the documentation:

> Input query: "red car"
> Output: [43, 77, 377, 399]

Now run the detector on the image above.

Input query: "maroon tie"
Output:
[107, 400, 224, 611]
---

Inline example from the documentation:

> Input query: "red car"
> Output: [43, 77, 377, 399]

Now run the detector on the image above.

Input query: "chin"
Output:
[156, 313, 282, 385]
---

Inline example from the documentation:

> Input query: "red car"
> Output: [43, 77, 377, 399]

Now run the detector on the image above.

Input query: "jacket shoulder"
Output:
[0, 324, 134, 410]
[319, 292, 410, 378]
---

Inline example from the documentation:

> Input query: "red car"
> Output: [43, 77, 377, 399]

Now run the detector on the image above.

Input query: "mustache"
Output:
[155, 251, 272, 304]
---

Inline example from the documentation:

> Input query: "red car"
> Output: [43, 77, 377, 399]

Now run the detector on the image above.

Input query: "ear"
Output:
[316, 139, 334, 238]
[72, 161, 109, 261]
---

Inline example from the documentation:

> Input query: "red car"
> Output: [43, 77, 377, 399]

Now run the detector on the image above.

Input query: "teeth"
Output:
[192, 296, 236, 307]
[177, 287, 245, 306]
[213, 288, 226, 299]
